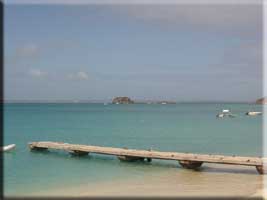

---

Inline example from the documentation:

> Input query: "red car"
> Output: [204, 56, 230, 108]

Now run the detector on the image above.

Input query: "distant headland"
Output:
[256, 97, 267, 104]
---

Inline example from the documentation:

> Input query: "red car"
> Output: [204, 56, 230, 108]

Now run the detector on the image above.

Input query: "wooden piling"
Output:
[118, 155, 145, 162]
[69, 150, 89, 156]
[179, 160, 203, 169]
[256, 165, 265, 175]
[29, 143, 48, 151]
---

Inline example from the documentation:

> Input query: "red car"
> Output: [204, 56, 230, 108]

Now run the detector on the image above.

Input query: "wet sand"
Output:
[26, 163, 264, 198]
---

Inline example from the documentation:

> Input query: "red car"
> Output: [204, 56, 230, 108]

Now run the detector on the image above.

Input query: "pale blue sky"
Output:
[4, 4, 263, 102]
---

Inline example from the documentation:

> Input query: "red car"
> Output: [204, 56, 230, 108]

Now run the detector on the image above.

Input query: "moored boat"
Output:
[216, 109, 236, 118]
[246, 111, 262, 116]
[1, 144, 16, 152]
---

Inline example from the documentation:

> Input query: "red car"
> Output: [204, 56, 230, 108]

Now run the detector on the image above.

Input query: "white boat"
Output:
[216, 113, 224, 118]
[246, 111, 262, 116]
[1, 144, 16, 152]
[222, 109, 230, 113]
[216, 109, 236, 118]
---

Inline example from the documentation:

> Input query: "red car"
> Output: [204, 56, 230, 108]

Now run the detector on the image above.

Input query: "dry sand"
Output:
[26, 163, 265, 198]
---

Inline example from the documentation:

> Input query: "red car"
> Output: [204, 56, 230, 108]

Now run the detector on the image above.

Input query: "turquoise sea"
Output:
[4, 103, 263, 196]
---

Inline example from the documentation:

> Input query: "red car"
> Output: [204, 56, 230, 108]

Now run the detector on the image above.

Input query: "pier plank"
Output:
[28, 141, 266, 174]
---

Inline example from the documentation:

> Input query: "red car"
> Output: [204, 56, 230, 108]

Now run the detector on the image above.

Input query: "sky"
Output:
[4, 3, 263, 102]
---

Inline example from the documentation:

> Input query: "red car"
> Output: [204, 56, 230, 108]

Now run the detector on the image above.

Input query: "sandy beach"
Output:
[23, 163, 264, 198]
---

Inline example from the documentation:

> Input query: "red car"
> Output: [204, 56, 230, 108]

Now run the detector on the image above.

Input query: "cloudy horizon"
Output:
[5, 3, 263, 102]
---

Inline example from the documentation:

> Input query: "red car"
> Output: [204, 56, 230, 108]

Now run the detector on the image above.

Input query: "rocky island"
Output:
[111, 97, 177, 104]
[112, 97, 134, 104]
[256, 97, 267, 104]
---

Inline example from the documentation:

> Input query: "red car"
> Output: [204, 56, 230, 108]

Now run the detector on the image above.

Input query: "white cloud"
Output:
[7, 44, 40, 66]
[17, 44, 39, 58]
[67, 71, 89, 80]
[28, 69, 47, 78]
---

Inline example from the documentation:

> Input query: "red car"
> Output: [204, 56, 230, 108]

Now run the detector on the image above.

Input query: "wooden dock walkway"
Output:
[28, 141, 266, 174]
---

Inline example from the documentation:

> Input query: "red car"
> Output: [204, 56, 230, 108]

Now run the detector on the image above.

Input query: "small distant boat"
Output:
[161, 102, 167, 105]
[217, 113, 224, 118]
[216, 109, 236, 118]
[1, 144, 16, 152]
[246, 111, 262, 116]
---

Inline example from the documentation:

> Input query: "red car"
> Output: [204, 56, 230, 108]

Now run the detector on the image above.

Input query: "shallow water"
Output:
[4, 103, 263, 197]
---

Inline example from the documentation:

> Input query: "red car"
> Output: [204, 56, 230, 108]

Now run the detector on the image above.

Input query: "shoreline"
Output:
[13, 163, 264, 198]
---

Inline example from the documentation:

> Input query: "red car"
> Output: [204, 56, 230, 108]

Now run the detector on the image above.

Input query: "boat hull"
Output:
[2, 144, 16, 152]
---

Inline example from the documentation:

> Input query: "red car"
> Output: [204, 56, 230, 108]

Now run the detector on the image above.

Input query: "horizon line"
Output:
[3, 99, 258, 104]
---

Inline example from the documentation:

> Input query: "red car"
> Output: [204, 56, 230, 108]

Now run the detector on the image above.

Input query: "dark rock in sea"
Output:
[112, 97, 134, 104]
[256, 97, 267, 104]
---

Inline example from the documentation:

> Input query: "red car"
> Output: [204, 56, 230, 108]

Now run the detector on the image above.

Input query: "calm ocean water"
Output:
[4, 103, 263, 196]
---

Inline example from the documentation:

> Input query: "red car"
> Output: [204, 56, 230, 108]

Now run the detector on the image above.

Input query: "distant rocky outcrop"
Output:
[256, 97, 267, 104]
[112, 97, 134, 104]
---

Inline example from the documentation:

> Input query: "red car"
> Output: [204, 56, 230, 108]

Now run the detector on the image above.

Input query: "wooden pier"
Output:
[28, 141, 267, 174]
